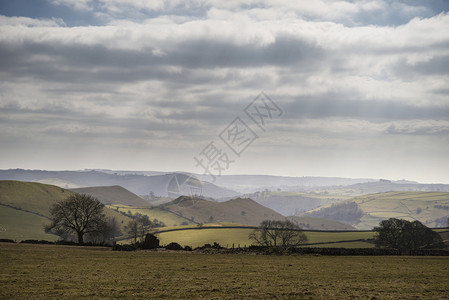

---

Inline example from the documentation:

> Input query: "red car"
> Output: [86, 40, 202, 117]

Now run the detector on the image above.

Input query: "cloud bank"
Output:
[0, 0, 448, 183]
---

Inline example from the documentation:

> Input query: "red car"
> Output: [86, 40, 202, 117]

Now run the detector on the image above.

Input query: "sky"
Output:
[0, 0, 449, 184]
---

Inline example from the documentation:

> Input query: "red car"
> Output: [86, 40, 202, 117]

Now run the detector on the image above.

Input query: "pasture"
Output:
[108, 204, 195, 227]
[1, 243, 449, 299]
[153, 227, 375, 248]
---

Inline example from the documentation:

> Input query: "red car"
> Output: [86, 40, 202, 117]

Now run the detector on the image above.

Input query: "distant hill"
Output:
[303, 191, 449, 229]
[239, 180, 449, 217]
[0, 181, 133, 241]
[288, 216, 356, 230]
[160, 196, 286, 225]
[242, 191, 345, 216]
[195, 174, 377, 193]
[71, 185, 149, 206]
[345, 180, 449, 194]
[0, 169, 239, 199]
[108, 204, 196, 227]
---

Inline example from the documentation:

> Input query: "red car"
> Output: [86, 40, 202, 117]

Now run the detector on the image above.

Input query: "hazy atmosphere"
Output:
[1, 0, 449, 183]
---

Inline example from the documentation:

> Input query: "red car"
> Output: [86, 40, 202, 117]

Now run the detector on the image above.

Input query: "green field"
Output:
[306, 191, 449, 229]
[109, 205, 195, 227]
[0, 206, 58, 241]
[151, 227, 376, 248]
[157, 228, 255, 248]
[1, 243, 449, 299]
[0, 181, 134, 242]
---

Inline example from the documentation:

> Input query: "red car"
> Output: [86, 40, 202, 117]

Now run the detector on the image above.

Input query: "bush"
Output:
[20, 240, 54, 245]
[166, 242, 183, 250]
[0, 239, 15, 243]
[138, 233, 160, 249]
[112, 243, 137, 251]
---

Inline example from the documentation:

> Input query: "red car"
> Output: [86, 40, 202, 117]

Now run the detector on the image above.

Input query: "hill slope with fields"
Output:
[0, 169, 239, 199]
[161, 196, 286, 225]
[0, 181, 133, 241]
[288, 216, 356, 230]
[71, 185, 149, 206]
[303, 191, 449, 229]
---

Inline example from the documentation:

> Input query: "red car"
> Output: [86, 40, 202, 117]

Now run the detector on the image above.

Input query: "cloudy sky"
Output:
[1, 0, 448, 183]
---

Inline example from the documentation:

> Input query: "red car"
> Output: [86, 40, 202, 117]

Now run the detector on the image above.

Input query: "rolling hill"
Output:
[108, 204, 196, 227]
[242, 190, 347, 216]
[160, 196, 286, 225]
[288, 216, 356, 230]
[0, 169, 240, 199]
[0, 181, 133, 241]
[342, 180, 449, 194]
[303, 191, 449, 229]
[71, 185, 149, 206]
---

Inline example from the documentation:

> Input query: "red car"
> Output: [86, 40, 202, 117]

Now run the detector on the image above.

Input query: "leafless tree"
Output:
[249, 220, 308, 247]
[45, 194, 107, 244]
[127, 220, 139, 244]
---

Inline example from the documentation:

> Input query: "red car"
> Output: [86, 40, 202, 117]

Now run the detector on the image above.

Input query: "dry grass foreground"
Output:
[1, 243, 449, 299]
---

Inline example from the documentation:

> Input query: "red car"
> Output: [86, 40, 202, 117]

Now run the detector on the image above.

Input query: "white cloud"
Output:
[0, 15, 65, 27]
[0, 1, 448, 182]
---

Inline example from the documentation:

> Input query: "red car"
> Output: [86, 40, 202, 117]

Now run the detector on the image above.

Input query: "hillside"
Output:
[0, 180, 71, 217]
[344, 180, 449, 194]
[161, 196, 285, 225]
[71, 185, 149, 206]
[242, 190, 347, 216]
[108, 204, 195, 227]
[0, 169, 240, 199]
[240, 180, 449, 217]
[288, 216, 356, 230]
[195, 174, 377, 193]
[0, 181, 133, 241]
[303, 191, 449, 229]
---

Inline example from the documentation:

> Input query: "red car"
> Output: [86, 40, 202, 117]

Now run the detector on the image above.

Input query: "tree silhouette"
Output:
[249, 220, 308, 247]
[374, 218, 446, 253]
[45, 194, 107, 244]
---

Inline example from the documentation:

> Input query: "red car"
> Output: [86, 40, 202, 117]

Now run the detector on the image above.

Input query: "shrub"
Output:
[166, 242, 183, 250]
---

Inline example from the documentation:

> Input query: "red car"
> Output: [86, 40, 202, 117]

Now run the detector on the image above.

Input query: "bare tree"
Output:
[137, 215, 153, 241]
[107, 217, 122, 240]
[249, 220, 308, 247]
[45, 194, 107, 244]
[127, 220, 139, 244]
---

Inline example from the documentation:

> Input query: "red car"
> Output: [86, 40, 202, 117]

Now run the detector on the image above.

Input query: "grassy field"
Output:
[0, 181, 134, 241]
[0, 206, 58, 241]
[1, 243, 449, 299]
[305, 191, 449, 229]
[152, 227, 376, 248]
[0, 180, 72, 217]
[109, 205, 195, 227]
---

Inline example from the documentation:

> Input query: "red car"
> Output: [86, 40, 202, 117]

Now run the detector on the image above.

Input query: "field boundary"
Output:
[152, 226, 449, 234]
